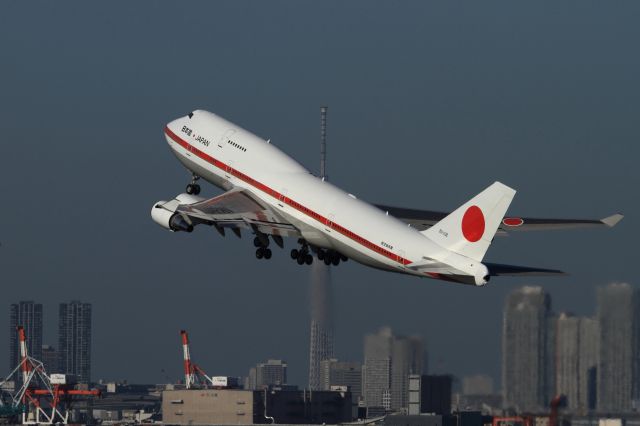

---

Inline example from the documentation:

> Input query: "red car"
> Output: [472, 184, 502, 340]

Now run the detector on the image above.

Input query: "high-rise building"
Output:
[502, 286, 554, 413]
[308, 262, 334, 390]
[9, 301, 43, 371]
[363, 327, 393, 412]
[363, 327, 424, 414]
[555, 313, 598, 413]
[597, 283, 639, 412]
[58, 301, 92, 383]
[254, 359, 287, 389]
[578, 317, 598, 411]
[555, 313, 579, 410]
[391, 335, 424, 411]
[41, 345, 60, 374]
[319, 359, 362, 403]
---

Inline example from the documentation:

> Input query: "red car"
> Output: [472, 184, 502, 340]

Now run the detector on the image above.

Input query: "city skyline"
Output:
[0, 1, 635, 387]
[5, 301, 92, 384]
[3, 282, 636, 390]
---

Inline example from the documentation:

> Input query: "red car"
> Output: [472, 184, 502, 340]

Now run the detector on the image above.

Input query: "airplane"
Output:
[151, 110, 623, 286]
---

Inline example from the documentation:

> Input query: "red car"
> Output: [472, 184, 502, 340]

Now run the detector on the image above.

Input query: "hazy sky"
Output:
[1, 2, 638, 387]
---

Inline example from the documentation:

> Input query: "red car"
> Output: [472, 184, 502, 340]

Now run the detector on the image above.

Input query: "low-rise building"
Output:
[162, 388, 352, 425]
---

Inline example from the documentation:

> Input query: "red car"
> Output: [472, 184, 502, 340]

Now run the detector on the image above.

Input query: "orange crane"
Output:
[180, 330, 215, 389]
[0, 326, 100, 424]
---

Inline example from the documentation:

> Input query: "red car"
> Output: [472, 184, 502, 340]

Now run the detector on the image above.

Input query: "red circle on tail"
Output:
[462, 206, 485, 242]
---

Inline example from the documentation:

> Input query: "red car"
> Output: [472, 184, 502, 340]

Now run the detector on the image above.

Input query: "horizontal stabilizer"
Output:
[602, 213, 624, 228]
[485, 262, 567, 277]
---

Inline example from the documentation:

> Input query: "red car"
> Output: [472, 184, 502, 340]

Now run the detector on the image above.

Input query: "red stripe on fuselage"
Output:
[164, 126, 413, 266]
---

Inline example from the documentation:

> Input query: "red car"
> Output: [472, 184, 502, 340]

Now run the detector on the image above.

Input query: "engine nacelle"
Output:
[151, 202, 194, 232]
[474, 263, 491, 286]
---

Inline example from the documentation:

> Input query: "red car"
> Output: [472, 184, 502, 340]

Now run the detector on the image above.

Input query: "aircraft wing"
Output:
[484, 262, 567, 277]
[374, 204, 623, 234]
[155, 188, 300, 239]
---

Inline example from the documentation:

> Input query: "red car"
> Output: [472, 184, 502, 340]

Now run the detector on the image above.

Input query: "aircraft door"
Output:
[278, 188, 288, 203]
[398, 250, 407, 268]
[327, 213, 336, 230]
[218, 129, 236, 149]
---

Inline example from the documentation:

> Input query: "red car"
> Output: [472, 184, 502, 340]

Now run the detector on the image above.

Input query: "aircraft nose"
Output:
[164, 115, 189, 143]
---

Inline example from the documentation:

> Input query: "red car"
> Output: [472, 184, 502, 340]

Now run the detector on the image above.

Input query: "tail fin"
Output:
[421, 182, 516, 261]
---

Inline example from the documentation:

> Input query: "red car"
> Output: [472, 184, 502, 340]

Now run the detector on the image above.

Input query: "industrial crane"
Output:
[0, 326, 100, 425]
[181, 330, 216, 389]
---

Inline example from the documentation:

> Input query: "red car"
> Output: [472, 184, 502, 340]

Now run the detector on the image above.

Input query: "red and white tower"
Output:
[17, 326, 31, 385]
[181, 330, 196, 389]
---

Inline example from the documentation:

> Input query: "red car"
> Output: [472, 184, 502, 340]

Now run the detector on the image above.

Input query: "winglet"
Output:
[601, 213, 624, 228]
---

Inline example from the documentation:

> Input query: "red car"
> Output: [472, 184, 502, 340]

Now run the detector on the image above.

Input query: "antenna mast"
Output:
[320, 106, 327, 179]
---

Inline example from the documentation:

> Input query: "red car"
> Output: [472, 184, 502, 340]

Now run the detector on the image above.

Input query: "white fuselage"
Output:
[164, 110, 487, 284]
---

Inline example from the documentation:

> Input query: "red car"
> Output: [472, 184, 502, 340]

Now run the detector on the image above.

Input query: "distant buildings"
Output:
[597, 283, 640, 413]
[420, 375, 452, 415]
[555, 313, 597, 413]
[247, 359, 288, 390]
[502, 286, 554, 412]
[58, 301, 92, 383]
[7, 300, 91, 384]
[363, 327, 424, 415]
[319, 358, 362, 403]
[500, 283, 640, 415]
[462, 375, 494, 396]
[451, 374, 502, 414]
[41, 344, 60, 373]
[8, 301, 43, 371]
[308, 262, 334, 391]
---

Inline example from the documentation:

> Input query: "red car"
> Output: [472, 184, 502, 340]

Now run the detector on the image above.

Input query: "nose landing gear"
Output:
[186, 174, 201, 195]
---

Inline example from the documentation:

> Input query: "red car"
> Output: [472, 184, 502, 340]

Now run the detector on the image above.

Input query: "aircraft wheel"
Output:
[291, 249, 299, 259]
[305, 254, 313, 265]
[264, 249, 272, 259]
[193, 184, 201, 195]
[324, 257, 331, 266]
[297, 256, 305, 265]
[255, 248, 264, 259]
[186, 184, 195, 194]
[254, 237, 262, 247]
[340, 254, 348, 262]
[317, 250, 325, 261]
[332, 256, 340, 266]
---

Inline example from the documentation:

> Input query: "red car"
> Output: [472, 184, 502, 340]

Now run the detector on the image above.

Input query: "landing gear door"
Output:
[327, 213, 336, 232]
[218, 129, 236, 149]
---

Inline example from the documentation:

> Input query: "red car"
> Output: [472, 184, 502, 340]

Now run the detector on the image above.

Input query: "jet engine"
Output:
[151, 202, 194, 232]
[474, 263, 491, 286]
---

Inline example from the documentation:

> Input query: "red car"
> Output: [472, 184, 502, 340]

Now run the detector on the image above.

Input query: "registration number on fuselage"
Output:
[182, 125, 210, 147]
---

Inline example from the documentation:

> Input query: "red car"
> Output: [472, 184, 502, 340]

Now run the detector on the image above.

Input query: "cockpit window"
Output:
[188, 112, 194, 119]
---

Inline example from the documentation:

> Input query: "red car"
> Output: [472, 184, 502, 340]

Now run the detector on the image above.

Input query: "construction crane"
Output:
[0, 326, 100, 425]
[549, 394, 567, 426]
[181, 330, 215, 389]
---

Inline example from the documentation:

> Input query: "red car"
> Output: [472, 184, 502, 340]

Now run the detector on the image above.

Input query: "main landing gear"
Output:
[254, 236, 272, 260]
[317, 249, 348, 266]
[186, 174, 201, 195]
[290, 240, 313, 265]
